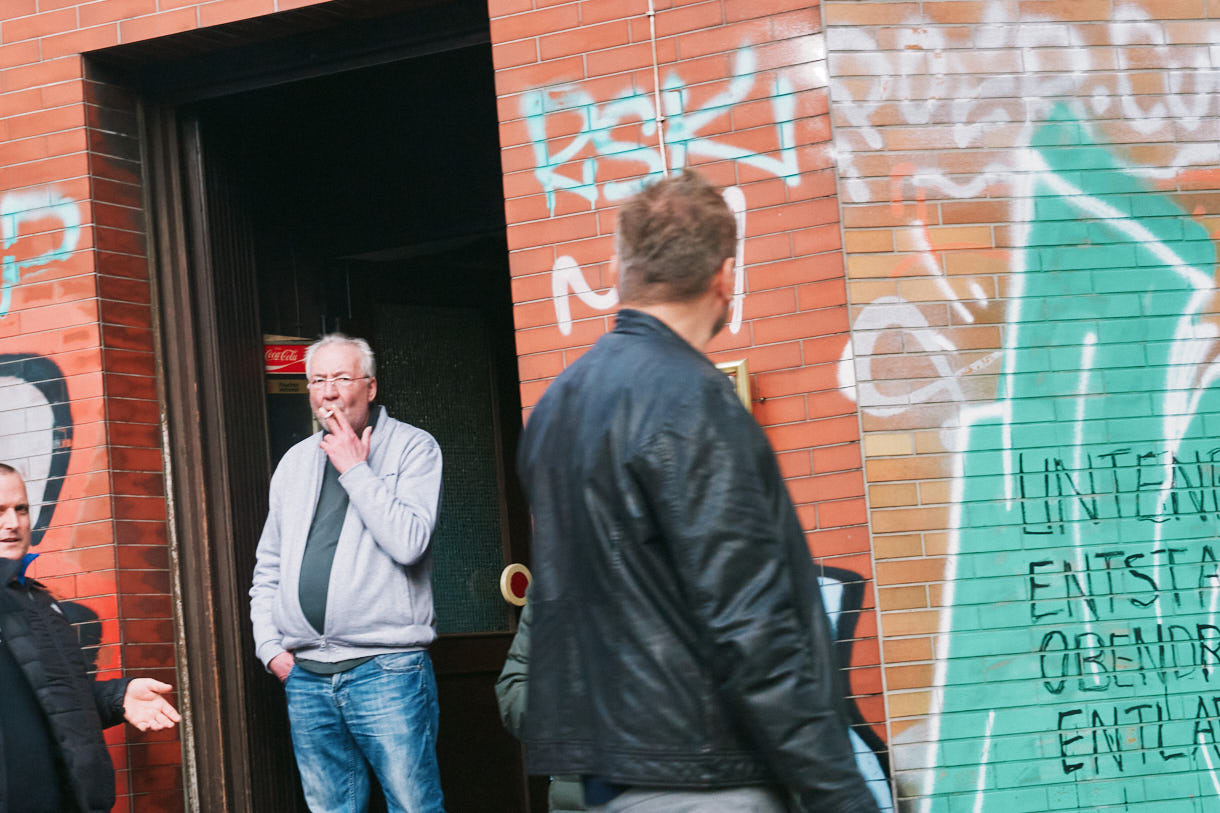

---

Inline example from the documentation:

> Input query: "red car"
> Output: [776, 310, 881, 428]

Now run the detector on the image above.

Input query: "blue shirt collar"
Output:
[14, 552, 38, 585]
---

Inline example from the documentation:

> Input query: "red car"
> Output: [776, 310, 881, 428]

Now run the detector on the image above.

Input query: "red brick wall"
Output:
[0, 26, 186, 813]
[89, 64, 184, 810]
[6, 0, 1219, 809]
[825, 1, 1220, 809]
[0, 0, 889, 808]
[488, 0, 886, 760]
[0, 2, 358, 810]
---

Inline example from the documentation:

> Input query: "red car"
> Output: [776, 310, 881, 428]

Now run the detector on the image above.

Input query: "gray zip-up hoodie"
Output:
[250, 406, 442, 667]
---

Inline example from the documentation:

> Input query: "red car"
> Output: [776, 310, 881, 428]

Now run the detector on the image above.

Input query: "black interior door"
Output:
[183, 40, 536, 813]
[346, 278, 535, 813]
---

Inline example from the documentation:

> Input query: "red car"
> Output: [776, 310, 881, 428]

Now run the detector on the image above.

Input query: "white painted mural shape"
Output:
[0, 353, 73, 549]
[0, 187, 81, 544]
[0, 376, 56, 529]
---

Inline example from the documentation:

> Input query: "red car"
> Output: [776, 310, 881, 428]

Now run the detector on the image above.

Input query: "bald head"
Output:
[0, 466, 31, 561]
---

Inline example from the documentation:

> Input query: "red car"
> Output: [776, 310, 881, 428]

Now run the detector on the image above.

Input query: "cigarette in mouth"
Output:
[323, 409, 335, 419]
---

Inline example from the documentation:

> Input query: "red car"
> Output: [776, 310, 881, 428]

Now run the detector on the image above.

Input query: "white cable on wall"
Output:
[647, 0, 670, 176]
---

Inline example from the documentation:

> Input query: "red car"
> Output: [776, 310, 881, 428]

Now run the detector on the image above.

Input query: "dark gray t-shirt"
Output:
[298, 457, 347, 635]
[296, 410, 377, 675]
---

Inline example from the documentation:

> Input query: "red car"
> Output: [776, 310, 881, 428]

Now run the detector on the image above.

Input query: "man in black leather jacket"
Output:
[517, 171, 880, 812]
[0, 463, 180, 813]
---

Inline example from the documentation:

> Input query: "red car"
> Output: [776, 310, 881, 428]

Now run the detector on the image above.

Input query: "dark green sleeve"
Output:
[494, 600, 532, 739]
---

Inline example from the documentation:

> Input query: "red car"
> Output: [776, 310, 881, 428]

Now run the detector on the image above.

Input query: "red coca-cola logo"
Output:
[265, 344, 307, 374]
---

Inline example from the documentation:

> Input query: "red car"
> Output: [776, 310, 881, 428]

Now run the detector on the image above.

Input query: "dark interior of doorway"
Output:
[184, 41, 537, 813]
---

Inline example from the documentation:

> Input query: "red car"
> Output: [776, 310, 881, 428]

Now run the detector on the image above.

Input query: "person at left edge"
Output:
[0, 462, 181, 813]
[249, 333, 446, 813]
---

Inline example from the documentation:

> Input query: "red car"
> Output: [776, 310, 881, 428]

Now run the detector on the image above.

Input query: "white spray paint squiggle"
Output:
[830, 4, 1220, 203]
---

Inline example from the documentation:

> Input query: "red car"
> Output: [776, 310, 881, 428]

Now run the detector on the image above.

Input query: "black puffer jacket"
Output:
[0, 557, 128, 813]
[518, 310, 878, 813]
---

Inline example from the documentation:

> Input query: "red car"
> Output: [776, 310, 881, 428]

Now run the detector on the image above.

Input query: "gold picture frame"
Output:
[715, 359, 752, 413]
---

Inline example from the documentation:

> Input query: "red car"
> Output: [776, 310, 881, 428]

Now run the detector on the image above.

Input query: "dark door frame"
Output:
[112, 3, 504, 809]
[142, 101, 258, 811]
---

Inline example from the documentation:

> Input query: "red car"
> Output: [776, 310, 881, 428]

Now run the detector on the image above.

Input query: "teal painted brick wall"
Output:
[827, 1, 1220, 810]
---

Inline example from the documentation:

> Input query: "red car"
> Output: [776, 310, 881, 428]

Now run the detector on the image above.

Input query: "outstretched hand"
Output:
[123, 678, 181, 732]
[319, 407, 372, 474]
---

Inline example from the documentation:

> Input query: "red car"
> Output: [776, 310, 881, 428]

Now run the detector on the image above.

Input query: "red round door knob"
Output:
[499, 563, 532, 606]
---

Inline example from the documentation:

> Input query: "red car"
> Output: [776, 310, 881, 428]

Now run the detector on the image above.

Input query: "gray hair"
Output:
[304, 334, 376, 379]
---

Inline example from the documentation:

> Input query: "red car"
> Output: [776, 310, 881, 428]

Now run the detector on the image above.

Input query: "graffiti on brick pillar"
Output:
[0, 354, 73, 547]
[830, 1, 1220, 420]
[916, 111, 1220, 810]
[523, 46, 798, 213]
[828, 4, 1220, 206]
[0, 190, 82, 319]
[819, 565, 894, 812]
[523, 45, 802, 334]
[825, 3, 1220, 807]
[0, 353, 99, 663]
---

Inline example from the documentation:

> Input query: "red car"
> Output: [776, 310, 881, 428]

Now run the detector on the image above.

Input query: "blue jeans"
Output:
[285, 651, 445, 813]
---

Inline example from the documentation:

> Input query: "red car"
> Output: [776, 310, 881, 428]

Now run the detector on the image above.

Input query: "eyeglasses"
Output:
[306, 375, 370, 389]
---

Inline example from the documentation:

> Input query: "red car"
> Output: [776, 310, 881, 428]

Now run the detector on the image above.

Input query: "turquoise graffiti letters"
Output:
[0, 190, 82, 319]
[926, 107, 1220, 811]
[522, 46, 799, 214]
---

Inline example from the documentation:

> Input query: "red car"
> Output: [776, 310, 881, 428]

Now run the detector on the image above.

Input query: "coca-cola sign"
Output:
[265, 343, 307, 375]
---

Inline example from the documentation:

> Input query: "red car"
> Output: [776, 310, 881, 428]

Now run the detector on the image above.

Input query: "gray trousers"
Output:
[590, 787, 789, 812]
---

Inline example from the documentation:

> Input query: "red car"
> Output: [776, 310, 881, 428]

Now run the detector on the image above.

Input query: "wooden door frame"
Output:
[118, 4, 498, 809]
[142, 101, 256, 812]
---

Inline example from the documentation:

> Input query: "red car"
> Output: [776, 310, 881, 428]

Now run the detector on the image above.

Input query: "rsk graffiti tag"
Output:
[522, 46, 799, 214]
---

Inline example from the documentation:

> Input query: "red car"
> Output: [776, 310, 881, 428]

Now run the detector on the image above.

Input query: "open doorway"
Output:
[95, 4, 537, 810]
